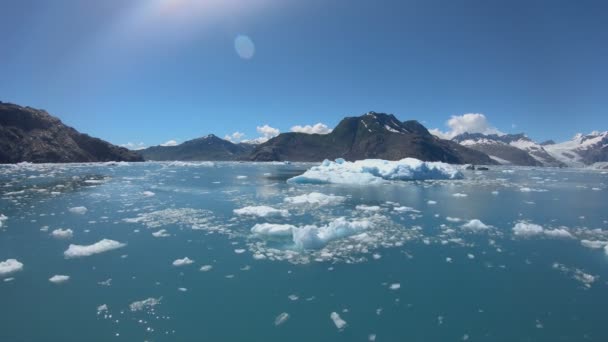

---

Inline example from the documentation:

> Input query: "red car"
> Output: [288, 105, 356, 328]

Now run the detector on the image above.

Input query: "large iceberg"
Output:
[287, 158, 463, 185]
[292, 217, 373, 249]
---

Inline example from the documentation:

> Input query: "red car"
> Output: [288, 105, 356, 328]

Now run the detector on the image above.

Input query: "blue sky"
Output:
[1, 0, 607, 147]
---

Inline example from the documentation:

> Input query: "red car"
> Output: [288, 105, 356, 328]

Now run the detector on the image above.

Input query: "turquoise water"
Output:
[1, 162, 607, 341]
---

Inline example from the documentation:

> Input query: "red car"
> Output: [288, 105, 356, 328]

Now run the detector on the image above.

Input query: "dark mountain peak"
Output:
[540, 140, 556, 146]
[0, 102, 143, 163]
[402, 120, 430, 136]
[140, 134, 254, 161]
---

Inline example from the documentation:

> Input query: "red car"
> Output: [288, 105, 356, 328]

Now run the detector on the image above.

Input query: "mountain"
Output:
[543, 131, 608, 167]
[452, 133, 564, 166]
[249, 112, 496, 164]
[139, 134, 254, 161]
[0, 102, 143, 163]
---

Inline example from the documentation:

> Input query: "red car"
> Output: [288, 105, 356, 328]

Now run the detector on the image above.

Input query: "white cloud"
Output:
[224, 131, 246, 143]
[172, 257, 194, 267]
[160, 140, 179, 147]
[51, 228, 74, 240]
[0, 259, 23, 276]
[430, 113, 503, 139]
[290, 123, 332, 134]
[121, 142, 147, 150]
[49, 275, 70, 284]
[64, 239, 126, 258]
[242, 124, 280, 144]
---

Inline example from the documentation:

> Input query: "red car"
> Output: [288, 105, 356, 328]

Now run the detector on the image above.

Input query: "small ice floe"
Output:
[251, 223, 295, 237]
[288, 294, 299, 301]
[393, 206, 420, 213]
[389, 283, 400, 290]
[491, 191, 499, 195]
[64, 239, 126, 258]
[446, 217, 461, 223]
[51, 228, 74, 239]
[552, 263, 598, 288]
[49, 275, 70, 284]
[284, 192, 345, 206]
[330, 312, 347, 330]
[142, 191, 155, 197]
[427, 200, 437, 205]
[152, 229, 170, 238]
[452, 193, 468, 198]
[0, 214, 7, 228]
[68, 206, 88, 215]
[288, 158, 463, 185]
[172, 257, 194, 267]
[129, 297, 161, 312]
[461, 219, 490, 232]
[356, 205, 382, 212]
[580, 240, 608, 250]
[446, 257, 453, 263]
[512, 222, 573, 239]
[292, 217, 372, 250]
[0, 259, 24, 276]
[97, 304, 108, 313]
[236, 175, 248, 179]
[233, 206, 289, 218]
[274, 312, 289, 326]
[467, 253, 475, 259]
[368, 334, 377, 341]
[178, 287, 187, 292]
[234, 249, 246, 254]
[200, 265, 213, 272]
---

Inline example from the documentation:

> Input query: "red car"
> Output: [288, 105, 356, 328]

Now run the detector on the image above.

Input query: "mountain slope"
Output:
[544, 132, 608, 167]
[250, 112, 496, 164]
[452, 133, 565, 166]
[139, 135, 254, 161]
[0, 102, 143, 163]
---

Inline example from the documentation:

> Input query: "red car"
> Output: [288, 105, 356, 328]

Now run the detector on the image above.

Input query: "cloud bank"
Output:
[430, 113, 503, 139]
[290, 123, 332, 134]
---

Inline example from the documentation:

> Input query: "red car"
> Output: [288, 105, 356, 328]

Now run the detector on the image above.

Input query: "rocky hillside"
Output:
[250, 112, 496, 164]
[139, 134, 254, 161]
[0, 102, 143, 163]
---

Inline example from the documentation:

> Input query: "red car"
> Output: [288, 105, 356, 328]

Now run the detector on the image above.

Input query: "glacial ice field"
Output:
[1, 160, 607, 341]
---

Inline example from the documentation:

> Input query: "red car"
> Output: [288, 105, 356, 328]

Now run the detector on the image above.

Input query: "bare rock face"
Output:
[0, 102, 143, 163]
[250, 112, 496, 164]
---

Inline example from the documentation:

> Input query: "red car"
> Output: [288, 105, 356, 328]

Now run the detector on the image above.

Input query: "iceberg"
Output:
[287, 158, 463, 185]
[251, 223, 296, 237]
[292, 217, 373, 249]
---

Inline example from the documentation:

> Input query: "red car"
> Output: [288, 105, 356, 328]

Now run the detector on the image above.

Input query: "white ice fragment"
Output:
[330, 312, 347, 330]
[512, 222, 544, 237]
[152, 229, 170, 238]
[68, 206, 88, 214]
[251, 223, 295, 237]
[142, 191, 155, 197]
[292, 217, 372, 249]
[49, 275, 70, 284]
[51, 228, 74, 239]
[199, 265, 213, 272]
[172, 257, 194, 267]
[64, 239, 126, 258]
[461, 219, 490, 232]
[389, 283, 400, 290]
[284, 192, 345, 206]
[288, 158, 463, 185]
[0, 259, 24, 276]
[274, 312, 290, 326]
[130, 297, 161, 312]
[234, 206, 289, 218]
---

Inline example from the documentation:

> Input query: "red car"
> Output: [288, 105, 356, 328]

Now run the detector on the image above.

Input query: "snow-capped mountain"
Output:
[543, 131, 608, 167]
[452, 131, 608, 167]
[452, 133, 564, 166]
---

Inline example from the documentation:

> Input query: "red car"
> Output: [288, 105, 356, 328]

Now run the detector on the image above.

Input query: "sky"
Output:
[1, 0, 607, 148]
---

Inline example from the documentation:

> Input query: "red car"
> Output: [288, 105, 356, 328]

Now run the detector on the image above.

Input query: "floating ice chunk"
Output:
[427, 200, 437, 205]
[51, 228, 73, 239]
[172, 257, 194, 267]
[288, 158, 463, 185]
[512, 222, 544, 237]
[491, 191, 499, 195]
[142, 191, 155, 197]
[389, 283, 400, 290]
[446, 217, 462, 222]
[461, 219, 490, 232]
[356, 205, 381, 212]
[49, 275, 70, 284]
[274, 312, 290, 326]
[552, 263, 597, 288]
[152, 229, 170, 238]
[251, 223, 295, 237]
[130, 297, 161, 311]
[580, 240, 607, 249]
[178, 287, 188, 292]
[167, 161, 214, 167]
[234, 249, 246, 254]
[288, 294, 299, 301]
[292, 217, 373, 250]
[64, 239, 126, 258]
[68, 206, 88, 214]
[199, 265, 213, 272]
[0, 259, 23, 276]
[452, 193, 468, 197]
[467, 253, 475, 259]
[234, 206, 289, 218]
[97, 304, 108, 313]
[368, 334, 376, 341]
[0, 214, 7, 228]
[330, 312, 347, 330]
[284, 192, 345, 206]
[393, 206, 420, 213]
[543, 228, 573, 239]
[236, 175, 248, 179]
